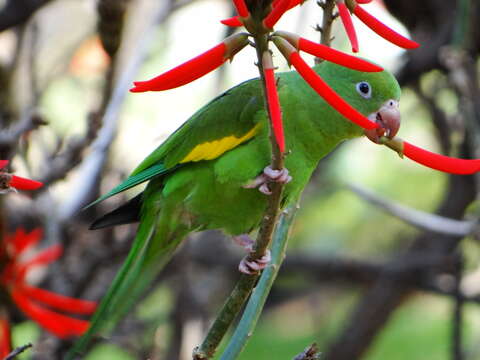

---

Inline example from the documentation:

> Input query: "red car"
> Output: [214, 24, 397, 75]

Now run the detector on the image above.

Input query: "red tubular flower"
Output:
[6, 228, 42, 256]
[11, 290, 91, 338]
[337, 1, 359, 52]
[403, 141, 480, 175]
[352, 4, 420, 49]
[20, 286, 97, 315]
[8, 176, 43, 190]
[233, 0, 249, 17]
[273, 31, 382, 72]
[222, 0, 305, 28]
[299, 37, 376, 70]
[0, 229, 97, 339]
[221, 16, 243, 27]
[274, 37, 377, 130]
[0, 312, 11, 358]
[15, 244, 63, 280]
[130, 33, 249, 92]
[263, 53, 285, 153]
[356, 0, 373, 3]
[263, 0, 291, 29]
[290, 52, 377, 129]
[0, 160, 43, 192]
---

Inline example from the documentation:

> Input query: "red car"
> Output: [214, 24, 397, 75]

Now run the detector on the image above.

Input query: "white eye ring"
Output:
[356, 81, 371, 99]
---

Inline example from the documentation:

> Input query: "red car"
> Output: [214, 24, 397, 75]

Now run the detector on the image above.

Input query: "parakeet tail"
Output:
[68, 194, 190, 358]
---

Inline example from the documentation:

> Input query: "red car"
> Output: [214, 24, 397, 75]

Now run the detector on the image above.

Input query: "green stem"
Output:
[193, 274, 258, 359]
[219, 205, 298, 360]
[196, 0, 337, 348]
[250, 36, 285, 262]
[194, 10, 288, 359]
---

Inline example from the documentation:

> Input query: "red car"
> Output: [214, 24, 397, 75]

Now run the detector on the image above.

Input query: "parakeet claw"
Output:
[243, 166, 292, 195]
[233, 234, 255, 252]
[233, 234, 271, 274]
[238, 250, 272, 274]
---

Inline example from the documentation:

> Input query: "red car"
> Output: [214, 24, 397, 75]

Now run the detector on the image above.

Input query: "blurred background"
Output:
[1, 0, 480, 359]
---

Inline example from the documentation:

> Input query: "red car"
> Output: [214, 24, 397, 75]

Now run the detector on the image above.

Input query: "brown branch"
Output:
[0, 0, 53, 32]
[452, 252, 464, 360]
[36, 112, 100, 188]
[0, 112, 46, 151]
[324, 171, 476, 360]
[411, 80, 452, 154]
[293, 343, 321, 360]
[4, 343, 32, 360]
[194, 4, 289, 358]
[191, 246, 480, 304]
[316, 0, 337, 55]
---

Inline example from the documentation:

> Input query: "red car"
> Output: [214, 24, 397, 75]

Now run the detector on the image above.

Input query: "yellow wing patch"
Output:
[180, 123, 261, 163]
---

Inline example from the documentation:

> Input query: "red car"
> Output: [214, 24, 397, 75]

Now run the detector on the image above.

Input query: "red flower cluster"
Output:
[129, 0, 480, 175]
[0, 229, 97, 353]
[0, 160, 43, 193]
[337, 0, 419, 53]
[129, 2, 383, 153]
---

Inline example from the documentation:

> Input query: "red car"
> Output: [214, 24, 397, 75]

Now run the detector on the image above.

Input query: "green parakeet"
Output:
[73, 60, 401, 351]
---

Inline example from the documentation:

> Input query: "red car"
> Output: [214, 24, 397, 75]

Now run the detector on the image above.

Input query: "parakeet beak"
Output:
[364, 99, 400, 144]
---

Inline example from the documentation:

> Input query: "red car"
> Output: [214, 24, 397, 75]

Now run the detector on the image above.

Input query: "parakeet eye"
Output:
[356, 81, 371, 99]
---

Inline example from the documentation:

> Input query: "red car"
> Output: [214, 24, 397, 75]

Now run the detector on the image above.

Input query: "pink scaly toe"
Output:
[243, 166, 292, 195]
[238, 250, 272, 275]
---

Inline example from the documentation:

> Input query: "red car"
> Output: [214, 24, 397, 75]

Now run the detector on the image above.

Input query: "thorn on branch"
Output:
[317, 0, 326, 10]
[293, 343, 322, 360]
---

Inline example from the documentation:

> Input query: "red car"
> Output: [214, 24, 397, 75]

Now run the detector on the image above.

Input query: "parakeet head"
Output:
[321, 61, 401, 143]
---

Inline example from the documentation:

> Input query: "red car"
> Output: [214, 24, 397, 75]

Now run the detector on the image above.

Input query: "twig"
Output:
[411, 81, 451, 154]
[193, 274, 258, 359]
[0, 111, 45, 148]
[97, 0, 129, 58]
[192, 247, 480, 304]
[325, 171, 476, 360]
[316, 0, 336, 62]
[4, 343, 33, 360]
[0, 0, 53, 32]
[193, 4, 290, 358]
[347, 183, 477, 236]
[452, 252, 464, 360]
[293, 343, 321, 360]
[58, 0, 172, 221]
[37, 113, 100, 188]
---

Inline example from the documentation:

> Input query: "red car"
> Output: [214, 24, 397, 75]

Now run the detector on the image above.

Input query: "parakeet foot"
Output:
[233, 234, 255, 252]
[233, 234, 271, 274]
[238, 250, 271, 275]
[243, 166, 292, 195]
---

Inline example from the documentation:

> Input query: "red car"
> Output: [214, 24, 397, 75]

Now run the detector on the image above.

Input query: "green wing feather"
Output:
[88, 78, 265, 208]
[85, 163, 177, 208]
[132, 77, 265, 173]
